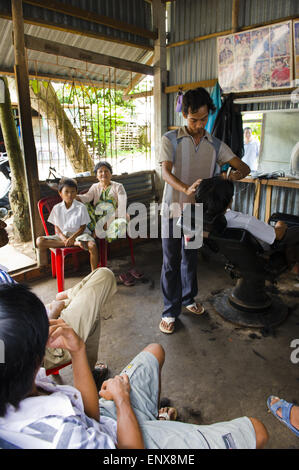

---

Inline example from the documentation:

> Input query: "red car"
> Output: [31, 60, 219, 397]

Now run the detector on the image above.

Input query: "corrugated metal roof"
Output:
[0, 0, 153, 87]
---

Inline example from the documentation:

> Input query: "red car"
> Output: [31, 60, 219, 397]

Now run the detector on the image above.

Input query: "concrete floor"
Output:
[30, 239, 299, 449]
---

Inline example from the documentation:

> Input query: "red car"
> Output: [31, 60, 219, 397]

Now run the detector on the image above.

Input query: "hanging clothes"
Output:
[211, 93, 244, 160]
[205, 81, 222, 133]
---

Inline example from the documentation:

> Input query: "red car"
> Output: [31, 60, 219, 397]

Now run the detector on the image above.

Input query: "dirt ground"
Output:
[29, 239, 299, 449]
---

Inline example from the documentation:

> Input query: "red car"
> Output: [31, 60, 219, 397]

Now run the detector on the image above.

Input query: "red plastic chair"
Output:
[98, 235, 135, 268]
[38, 195, 83, 292]
[45, 361, 72, 376]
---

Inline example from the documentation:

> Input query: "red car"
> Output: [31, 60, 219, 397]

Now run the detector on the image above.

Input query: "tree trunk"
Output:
[29, 80, 94, 174]
[0, 76, 31, 242]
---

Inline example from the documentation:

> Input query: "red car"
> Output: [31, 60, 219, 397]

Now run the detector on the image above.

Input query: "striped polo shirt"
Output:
[0, 269, 16, 285]
[159, 127, 235, 218]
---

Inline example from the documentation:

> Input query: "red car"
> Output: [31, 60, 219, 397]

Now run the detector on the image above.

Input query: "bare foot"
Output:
[56, 291, 68, 301]
[46, 300, 65, 319]
[270, 397, 299, 431]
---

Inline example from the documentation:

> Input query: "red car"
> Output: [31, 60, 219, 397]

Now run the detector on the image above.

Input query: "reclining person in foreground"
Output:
[195, 177, 299, 269]
[0, 284, 268, 449]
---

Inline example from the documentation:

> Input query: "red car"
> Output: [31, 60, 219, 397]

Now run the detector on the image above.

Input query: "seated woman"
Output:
[195, 177, 299, 268]
[77, 161, 128, 243]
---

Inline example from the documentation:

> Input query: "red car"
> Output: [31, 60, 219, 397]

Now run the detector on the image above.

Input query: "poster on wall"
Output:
[294, 20, 299, 82]
[217, 20, 293, 93]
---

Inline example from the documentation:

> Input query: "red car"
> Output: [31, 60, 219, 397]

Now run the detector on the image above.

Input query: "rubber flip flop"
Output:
[267, 396, 299, 437]
[128, 268, 144, 279]
[159, 318, 175, 334]
[184, 302, 205, 315]
[158, 407, 178, 421]
[92, 362, 109, 391]
[119, 272, 135, 286]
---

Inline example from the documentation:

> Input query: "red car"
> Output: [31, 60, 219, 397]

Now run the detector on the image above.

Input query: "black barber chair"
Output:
[204, 224, 289, 328]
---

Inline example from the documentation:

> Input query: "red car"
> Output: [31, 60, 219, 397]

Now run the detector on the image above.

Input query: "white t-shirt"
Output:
[243, 140, 259, 171]
[225, 209, 276, 249]
[48, 199, 91, 235]
[0, 368, 117, 449]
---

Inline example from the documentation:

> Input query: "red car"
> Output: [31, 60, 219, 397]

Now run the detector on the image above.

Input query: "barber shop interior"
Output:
[0, 0, 299, 452]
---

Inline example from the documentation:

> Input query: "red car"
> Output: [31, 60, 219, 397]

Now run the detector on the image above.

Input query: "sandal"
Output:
[119, 272, 135, 286]
[158, 407, 178, 421]
[128, 268, 144, 279]
[267, 396, 299, 437]
[92, 362, 108, 391]
[159, 317, 175, 334]
[184, 302, 205, 315]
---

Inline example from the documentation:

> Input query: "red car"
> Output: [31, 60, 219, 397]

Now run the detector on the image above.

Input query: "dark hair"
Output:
[58, 177, 78, 192]
[195, 177, 234, 233]
[244, 127, 252, 132]
[0, 284, 49, 417]
[94, 161, 113, 175]
[182, 87, 216, 116]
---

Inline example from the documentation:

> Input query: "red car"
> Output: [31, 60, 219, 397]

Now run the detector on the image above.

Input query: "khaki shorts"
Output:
[99, 351, 256, 449]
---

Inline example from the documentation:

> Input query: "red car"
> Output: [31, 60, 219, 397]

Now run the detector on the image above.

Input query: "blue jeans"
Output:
[161, 217, 198, 319]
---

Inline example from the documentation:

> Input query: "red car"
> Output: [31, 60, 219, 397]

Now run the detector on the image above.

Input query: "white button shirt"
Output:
[225, 209, 276, 249]
[48, 199, 91, 235]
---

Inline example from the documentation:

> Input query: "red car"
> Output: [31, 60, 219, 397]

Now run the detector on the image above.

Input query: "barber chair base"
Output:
[212, 288, 288, 328]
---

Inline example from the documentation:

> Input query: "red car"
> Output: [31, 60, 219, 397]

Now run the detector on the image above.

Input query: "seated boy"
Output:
[36, 178, 98, 271]
[0, 284, 268, 449]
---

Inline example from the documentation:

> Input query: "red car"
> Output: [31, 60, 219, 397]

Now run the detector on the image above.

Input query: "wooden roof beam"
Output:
[165, 79, 217, 94]
[0, 67, 126, 89]
[0, 12, 154, 51]
[23, 34, 154, 76]
[123, 55, 153, 95]
[23, 0, 157, 40]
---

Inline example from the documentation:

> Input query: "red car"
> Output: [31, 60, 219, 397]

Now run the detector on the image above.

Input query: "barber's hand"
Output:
[47, 318, 84, 355]
[99, 374, 131, 405]
[184, 179, 202, 196]
[228, 170, 243, 181]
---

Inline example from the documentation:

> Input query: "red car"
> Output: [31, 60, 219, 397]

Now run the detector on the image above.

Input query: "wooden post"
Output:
[265, 184, 273, 223]
[232, 0, 240, 33]
[253, 179, 261, 219]
[11, 0, 43, 251]
[152, 0, 167, 200]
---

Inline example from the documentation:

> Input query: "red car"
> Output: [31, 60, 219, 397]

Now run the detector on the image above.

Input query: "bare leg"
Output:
[248, 417, 269, 449]
[88, 241, 98, 271]
[36, 236, 65, 249]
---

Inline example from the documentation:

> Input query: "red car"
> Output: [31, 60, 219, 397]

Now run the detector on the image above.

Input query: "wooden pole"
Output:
[152, 0, 167, 201]
[11, 0, 43, 251]
[232, 0, 240, 33]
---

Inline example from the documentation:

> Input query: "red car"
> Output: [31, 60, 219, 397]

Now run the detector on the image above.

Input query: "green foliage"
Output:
[54, 83, 137, 157]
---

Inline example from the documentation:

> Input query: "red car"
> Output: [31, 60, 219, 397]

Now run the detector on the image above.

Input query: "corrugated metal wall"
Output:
[168, 0, 299, 125]
[168, 0, 299, 219]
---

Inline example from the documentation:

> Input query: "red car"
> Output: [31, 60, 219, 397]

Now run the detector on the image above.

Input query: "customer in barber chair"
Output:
[195, 176, 299, 269]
